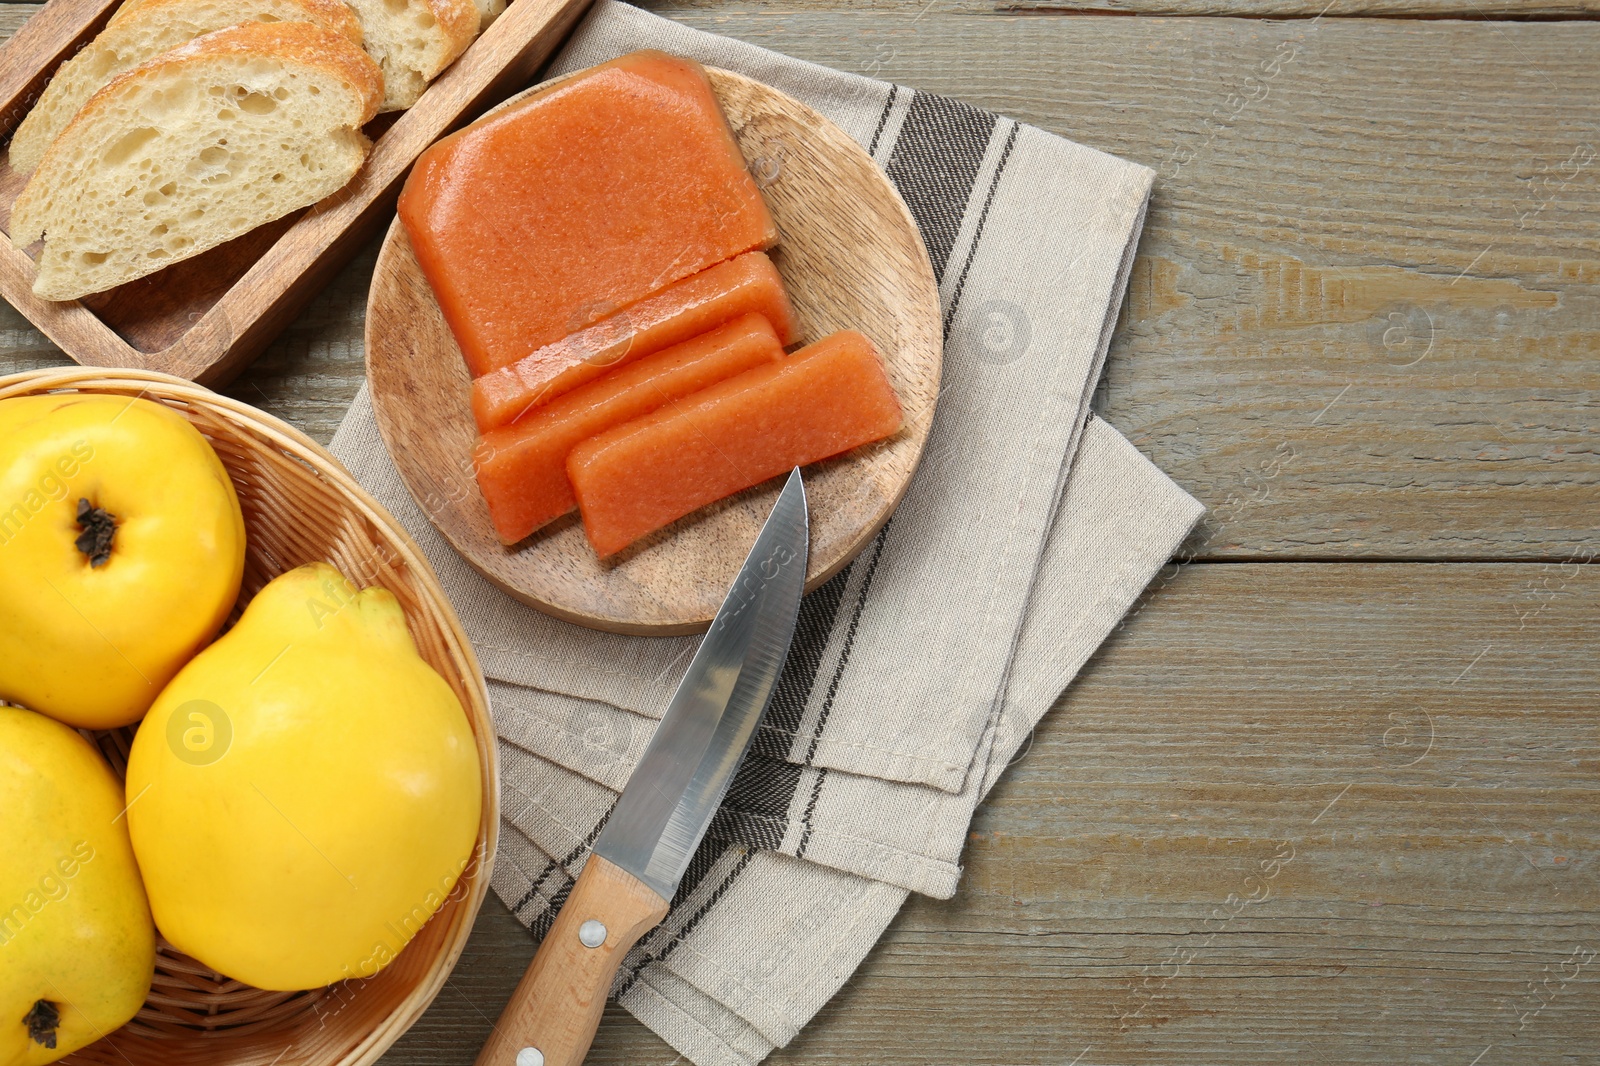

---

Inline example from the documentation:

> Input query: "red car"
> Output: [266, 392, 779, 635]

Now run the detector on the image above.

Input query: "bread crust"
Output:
[473, 0, 508, 29]
[126, 21, 384, 125]
[344, 0, 480, 111]
[14, 20, 382, 246]
[9, 0, 369, 172]
[108, 0, 364, 45]
[430, 0, 482, 60]
[12, 20, 383, 299]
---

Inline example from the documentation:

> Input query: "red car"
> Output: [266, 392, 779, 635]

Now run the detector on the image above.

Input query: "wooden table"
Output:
[3, 1, 1596, 1062]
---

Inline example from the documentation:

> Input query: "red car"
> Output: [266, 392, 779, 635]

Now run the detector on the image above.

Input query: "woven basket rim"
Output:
[0, 366, 501, 1066]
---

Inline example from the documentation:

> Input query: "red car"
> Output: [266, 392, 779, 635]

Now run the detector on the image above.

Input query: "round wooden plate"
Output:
[366, 67, 941, 635]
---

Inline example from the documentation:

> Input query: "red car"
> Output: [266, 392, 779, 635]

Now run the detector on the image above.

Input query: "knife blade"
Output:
[476, 468, 810, 1066]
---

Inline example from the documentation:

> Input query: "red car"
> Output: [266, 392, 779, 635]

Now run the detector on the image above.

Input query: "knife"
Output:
[475, 468, 810, 1066]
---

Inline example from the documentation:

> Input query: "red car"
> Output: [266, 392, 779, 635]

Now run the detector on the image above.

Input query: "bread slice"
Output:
[473, 0, 507, 29]
[8, 0, 363, 173]
[342, 0, 479, 111]
[11, 22, 383, 302]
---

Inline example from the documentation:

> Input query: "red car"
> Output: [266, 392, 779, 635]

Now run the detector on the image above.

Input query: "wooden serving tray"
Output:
[366, 68, 942, 635]
[0, 0, 593, 384]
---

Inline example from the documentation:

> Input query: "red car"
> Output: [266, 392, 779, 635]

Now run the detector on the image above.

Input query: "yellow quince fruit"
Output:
[125, 563, 483, 991]
[1, 706, 156, 1066]
[0, 393, 245, 729]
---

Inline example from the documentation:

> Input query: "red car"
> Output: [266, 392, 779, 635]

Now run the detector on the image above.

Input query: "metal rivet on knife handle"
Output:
[577, 921, 607, 948]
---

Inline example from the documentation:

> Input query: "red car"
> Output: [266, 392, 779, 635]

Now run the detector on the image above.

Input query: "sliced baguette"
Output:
[343, 0, 478, 111]
[473, 0, 507, 29]
[11, 22, 383, 302]
[9, 0, 363, 173]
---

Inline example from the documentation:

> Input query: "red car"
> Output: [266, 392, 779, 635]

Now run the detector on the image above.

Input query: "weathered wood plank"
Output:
[613, 11, 1600, 561]
[1005, 0, 1600, 15]
[646, 0, 1600, 19]
[4, 0, 1598, 13]
[5, 11, 1596, 559]
[381, 561, 1600, 1064]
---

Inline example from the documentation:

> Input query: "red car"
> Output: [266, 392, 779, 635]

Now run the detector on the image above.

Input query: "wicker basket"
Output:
[0, 367, 500, 1066]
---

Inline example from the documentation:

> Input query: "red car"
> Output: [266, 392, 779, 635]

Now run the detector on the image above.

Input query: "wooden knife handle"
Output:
[475, 856, 670, 1066]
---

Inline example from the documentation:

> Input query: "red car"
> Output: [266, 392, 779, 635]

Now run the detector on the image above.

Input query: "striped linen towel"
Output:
[329, 2, 1203, 1062]
[486, 414, 1202, 1066]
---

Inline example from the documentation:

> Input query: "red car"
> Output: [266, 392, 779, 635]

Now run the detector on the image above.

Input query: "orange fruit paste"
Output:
[567, 331, 903, 557]
[398, 50, 779, 380]
[473, 314, 786, 545]
[470, 251, 796, 430]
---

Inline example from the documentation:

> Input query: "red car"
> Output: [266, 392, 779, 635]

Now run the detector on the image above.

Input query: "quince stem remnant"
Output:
[74, 498, 116, 567]
[25, 998, 59, 1049]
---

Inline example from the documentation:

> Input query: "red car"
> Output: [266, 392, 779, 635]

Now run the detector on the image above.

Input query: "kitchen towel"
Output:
[328, 2, 1205, 1063]
[485, 417, 1203, 1066]
[490, 415, 1203, 899]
